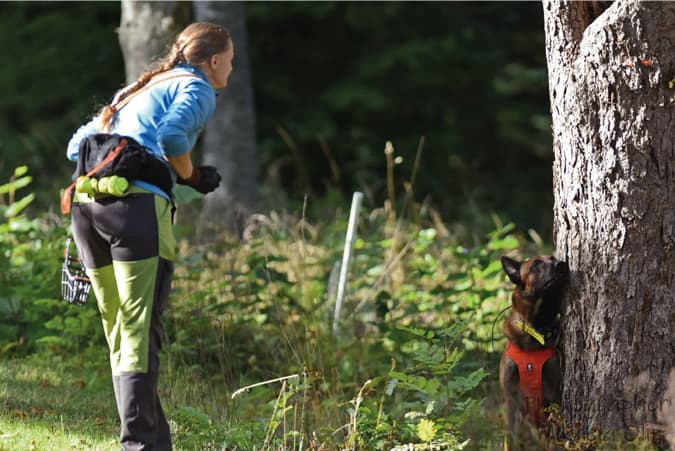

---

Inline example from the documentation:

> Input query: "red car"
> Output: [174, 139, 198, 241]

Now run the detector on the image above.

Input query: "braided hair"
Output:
[99, 22, 231, 131]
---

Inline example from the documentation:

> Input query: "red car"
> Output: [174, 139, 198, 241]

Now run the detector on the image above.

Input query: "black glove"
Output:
[177, 165, 222, 194]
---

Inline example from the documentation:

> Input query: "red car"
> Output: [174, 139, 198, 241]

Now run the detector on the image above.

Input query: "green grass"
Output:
[0, 350, 496, 450]
[0, 346, 663, 450]
[0, 200, 665, 450]
[0, 353, 236, 451]
[0, 354, 118, 451]
[0, 351, 280, 450]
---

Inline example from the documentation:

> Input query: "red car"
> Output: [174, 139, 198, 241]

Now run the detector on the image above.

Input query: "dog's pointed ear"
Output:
[501, 256, 522, 286]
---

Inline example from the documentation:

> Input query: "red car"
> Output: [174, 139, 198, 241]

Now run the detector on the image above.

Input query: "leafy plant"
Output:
[0, 166, 34, 220]
[347, 323, 483, 450]
[169, 405, 229, 450]
[0, 167, 102, 356]
[160, 201, 531, 448]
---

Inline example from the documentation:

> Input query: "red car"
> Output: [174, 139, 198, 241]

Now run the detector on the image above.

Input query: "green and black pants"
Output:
[72, 186, 175, 451]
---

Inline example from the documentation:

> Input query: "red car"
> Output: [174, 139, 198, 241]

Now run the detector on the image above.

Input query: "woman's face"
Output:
[205, 41, 235, 89]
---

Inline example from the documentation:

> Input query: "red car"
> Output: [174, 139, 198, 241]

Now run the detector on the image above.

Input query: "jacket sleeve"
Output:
[66, 116, 101, 161]
[156, 81, 216, 157]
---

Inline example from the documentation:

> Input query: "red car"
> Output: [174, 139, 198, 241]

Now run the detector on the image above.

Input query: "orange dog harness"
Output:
[506, 342, 556, 425]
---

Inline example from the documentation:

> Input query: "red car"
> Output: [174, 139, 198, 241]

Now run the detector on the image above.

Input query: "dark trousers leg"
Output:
[149, 258, 172, 449]
[118, 258, 173, 451]
[155, 390, 171, 450]
[118, 372, 171, 451]
[114, 374, 172, 450]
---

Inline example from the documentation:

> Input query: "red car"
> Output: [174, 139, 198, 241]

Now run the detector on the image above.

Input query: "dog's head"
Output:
[501, 255, 568, 317]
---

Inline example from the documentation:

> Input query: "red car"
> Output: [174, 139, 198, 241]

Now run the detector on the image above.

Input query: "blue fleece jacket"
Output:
[66, 64, 216, 198]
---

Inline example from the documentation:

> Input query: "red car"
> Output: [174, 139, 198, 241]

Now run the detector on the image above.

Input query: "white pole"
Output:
[333, 191, 363, 337]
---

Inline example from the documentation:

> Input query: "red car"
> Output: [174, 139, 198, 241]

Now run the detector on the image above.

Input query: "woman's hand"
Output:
[176, 165, 222, 194]
[167, 153, 222, 194]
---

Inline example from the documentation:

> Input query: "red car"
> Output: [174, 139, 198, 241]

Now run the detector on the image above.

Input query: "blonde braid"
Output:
[99, 41, 185, 131]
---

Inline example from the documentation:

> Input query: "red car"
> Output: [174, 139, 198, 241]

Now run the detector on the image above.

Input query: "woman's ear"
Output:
[209, 53, 219, 69]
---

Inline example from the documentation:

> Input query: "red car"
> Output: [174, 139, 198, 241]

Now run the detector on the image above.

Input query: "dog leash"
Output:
[490, 305, 512, 353]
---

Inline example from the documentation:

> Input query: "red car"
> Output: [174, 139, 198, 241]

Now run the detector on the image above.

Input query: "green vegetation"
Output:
[0, 167, 102, 358]
[0, 169, 661, 450]
[0, 3, 124, 205]
[0, 354, 118, 451]
[246, 3, 553, 236]
[0, 167, 512, 449]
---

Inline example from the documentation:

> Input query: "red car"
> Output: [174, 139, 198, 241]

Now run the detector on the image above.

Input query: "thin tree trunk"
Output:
[543, 0, 675, 441]
[194, 1, 258, 239]
[118, 1, 191, 83]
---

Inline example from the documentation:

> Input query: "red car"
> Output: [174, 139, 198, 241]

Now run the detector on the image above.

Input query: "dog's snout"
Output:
[554, 260, 569, 274]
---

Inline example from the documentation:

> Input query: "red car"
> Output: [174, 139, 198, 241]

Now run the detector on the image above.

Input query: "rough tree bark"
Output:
[194, 1, 258, 239]
[543, 0, 675, 442]
[118, 1, 191, 83]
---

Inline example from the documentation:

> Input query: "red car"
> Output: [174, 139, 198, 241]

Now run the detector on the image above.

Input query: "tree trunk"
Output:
[543, 0, 675, 442]
[194, 1, 258, 239]
[118, 1, 191, 83]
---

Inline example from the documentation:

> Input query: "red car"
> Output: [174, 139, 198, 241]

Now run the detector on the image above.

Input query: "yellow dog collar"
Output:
[513, 320, 545, 345]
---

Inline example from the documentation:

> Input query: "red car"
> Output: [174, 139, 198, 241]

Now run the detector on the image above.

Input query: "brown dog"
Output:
[499, 255, 569, 450]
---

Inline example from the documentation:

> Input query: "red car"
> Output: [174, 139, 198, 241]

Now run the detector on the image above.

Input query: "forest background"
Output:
[0, 2, 619, 450]
[0, 2, 553, 238]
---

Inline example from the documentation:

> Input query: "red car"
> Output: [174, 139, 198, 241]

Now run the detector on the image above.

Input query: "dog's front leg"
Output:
[542, 354, 561, 406]
[542, 354, 562, 447]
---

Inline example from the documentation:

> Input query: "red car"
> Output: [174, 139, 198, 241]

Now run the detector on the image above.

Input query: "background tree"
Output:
[118, 0, 190, 82]
[193, 1, 258, 238]
[543, 0, 675, 441]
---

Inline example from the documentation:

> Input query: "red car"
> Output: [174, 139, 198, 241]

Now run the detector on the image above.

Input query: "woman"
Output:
[66, 22, 234, 450]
